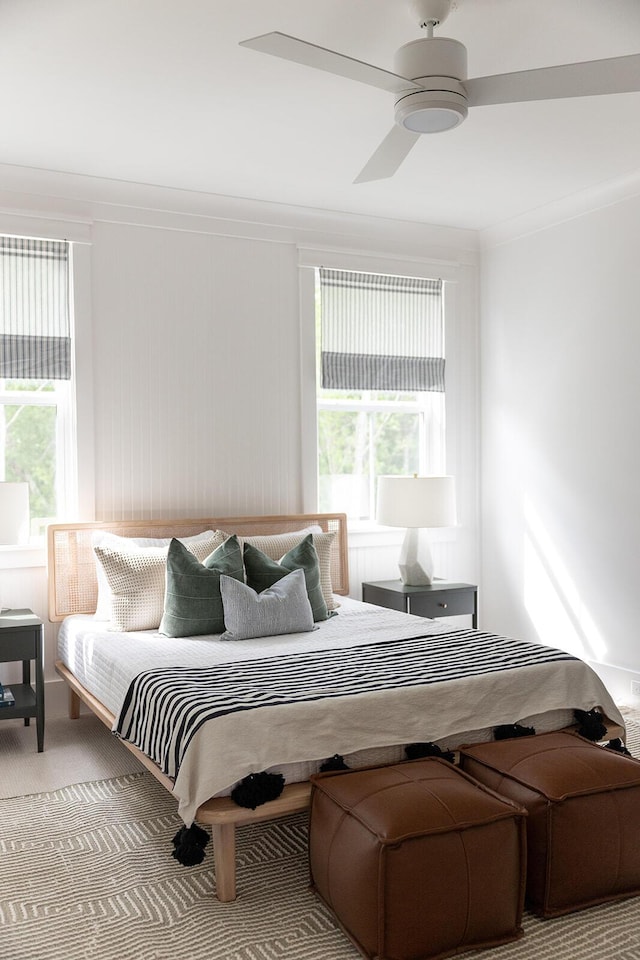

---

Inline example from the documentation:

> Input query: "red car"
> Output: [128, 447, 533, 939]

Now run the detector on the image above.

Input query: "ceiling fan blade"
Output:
[240, 32, 421, 95]
[354, 126, 421, 183]
[466, 53, 640, 107]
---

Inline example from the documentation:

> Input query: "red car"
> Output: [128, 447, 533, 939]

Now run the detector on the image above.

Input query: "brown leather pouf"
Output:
[459, 730, 640, 918]
[308, 758, 526, 960]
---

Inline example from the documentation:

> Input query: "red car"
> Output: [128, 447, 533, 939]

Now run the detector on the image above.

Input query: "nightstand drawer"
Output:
[362, 580, 478, 628]
[408, 589, 475, 619]
[0, 632, 38, 661]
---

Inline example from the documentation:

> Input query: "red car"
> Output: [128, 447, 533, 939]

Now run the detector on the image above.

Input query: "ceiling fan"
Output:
[240, 0, 640, 183]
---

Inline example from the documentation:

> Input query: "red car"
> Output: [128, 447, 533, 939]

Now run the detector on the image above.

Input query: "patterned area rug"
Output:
[1, 717, 639, 960]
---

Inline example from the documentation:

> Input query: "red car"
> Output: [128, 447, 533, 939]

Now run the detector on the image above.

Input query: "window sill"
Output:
[0, 543, 46, 569]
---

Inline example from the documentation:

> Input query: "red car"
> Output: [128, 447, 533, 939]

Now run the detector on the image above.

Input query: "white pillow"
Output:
[219, 568, 315, 641]
[93, 532, 222, 631]
[92, 529, 220, 620]
[235, 526, 322, 555]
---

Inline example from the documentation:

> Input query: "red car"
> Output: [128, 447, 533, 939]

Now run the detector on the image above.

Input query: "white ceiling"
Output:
[1, 0, 639, 232]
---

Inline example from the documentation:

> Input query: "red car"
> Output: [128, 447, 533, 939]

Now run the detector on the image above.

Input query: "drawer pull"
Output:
[438, 602, 448, 609]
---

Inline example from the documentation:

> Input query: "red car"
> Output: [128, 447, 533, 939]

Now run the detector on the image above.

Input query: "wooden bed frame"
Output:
[48, 511, 625, 903]
[49, 512, 348, 902]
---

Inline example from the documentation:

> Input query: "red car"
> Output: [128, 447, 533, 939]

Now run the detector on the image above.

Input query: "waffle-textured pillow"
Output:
[94, 533, 220, 632]
[160, 535, 244, 638]
[92, 529, 223, 620]
[219, 529, 338, 611]
[237, 527, 321, 555]
[219, 568, 315, 641]
[243, 535, 328, 622]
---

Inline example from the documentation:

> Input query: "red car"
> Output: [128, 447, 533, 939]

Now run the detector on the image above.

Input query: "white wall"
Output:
[481, 191, 640, 705]
[0, 166, 480, 703]
[90, 221, 303, 519]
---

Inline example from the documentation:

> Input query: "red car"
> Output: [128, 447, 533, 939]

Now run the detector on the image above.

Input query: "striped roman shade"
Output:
[319, 267, 444, 392]
[0, 236, 71, 380]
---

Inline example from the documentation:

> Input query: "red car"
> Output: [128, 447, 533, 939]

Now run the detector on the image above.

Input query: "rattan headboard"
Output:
[47, 512, 349, 622]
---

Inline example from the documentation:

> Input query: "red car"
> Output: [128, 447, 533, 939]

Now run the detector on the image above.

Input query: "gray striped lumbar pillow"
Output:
[219, 568, 316, 641]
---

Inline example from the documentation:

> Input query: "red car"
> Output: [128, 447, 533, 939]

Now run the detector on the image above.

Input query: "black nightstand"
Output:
[0, 608, 45, 751]
[362, 579, 478, 629]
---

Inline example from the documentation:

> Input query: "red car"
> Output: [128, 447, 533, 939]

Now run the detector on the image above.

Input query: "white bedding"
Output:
[58, 597, 457, 712]
[57, 597, 624, 825]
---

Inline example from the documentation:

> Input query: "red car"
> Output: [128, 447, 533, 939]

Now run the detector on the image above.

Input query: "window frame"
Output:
[0, 378, 76, 537]
[316, 393, 445, 522]
[312, 264, 447, 525]
[298, 247, 474, 551]
[0, 235, 87, 545]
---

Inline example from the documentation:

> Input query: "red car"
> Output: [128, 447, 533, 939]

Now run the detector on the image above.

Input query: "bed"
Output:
[48, 512, 625, 902]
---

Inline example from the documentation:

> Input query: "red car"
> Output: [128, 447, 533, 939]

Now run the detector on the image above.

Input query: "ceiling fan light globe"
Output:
[401, 104, 465, 132]
[395, 90, 467, 133]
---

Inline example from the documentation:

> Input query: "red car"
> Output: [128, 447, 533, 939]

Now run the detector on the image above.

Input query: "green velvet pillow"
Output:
[160, 534, 244, 637]
[243, 533, 328, 622]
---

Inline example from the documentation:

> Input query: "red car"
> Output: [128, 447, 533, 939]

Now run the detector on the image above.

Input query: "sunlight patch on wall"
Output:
[523, 496, 607, 662]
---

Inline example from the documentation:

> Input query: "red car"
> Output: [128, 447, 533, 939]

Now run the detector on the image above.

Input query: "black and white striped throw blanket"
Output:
[115, 629, 577, 783]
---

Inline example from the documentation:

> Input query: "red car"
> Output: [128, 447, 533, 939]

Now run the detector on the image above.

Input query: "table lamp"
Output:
[376, 475, 456, 585]
[0, 482, 30, 612]
[0, 482, 30, 545]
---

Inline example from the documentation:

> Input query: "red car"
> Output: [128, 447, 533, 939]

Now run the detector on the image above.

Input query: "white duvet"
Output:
[57, 597, 624, 825]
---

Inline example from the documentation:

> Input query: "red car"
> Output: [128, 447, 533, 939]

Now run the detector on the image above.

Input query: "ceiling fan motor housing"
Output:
[394, 37, 468, 133]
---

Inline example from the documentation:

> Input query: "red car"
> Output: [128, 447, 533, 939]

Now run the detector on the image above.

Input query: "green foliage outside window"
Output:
[318, 408, 419, 478]
[318, 403, 421, 519]
[1, 381, 57, 527]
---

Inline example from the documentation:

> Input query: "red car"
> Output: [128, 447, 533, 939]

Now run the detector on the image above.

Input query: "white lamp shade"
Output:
[0, 482, 30, 545]
[376, 475, 456, 529]
[376, 476, 456, 585]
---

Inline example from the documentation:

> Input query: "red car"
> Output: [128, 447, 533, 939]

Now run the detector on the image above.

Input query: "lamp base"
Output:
[398, 527, 435, 586]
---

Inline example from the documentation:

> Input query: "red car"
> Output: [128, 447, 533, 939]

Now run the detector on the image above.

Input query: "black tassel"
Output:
[574, 708, 607, 741]
[494, 723, 536, 740]
[231, 771, 285, 809]
[319, 754, 350, 772]
[405, 742, 455, 763]
[605, 737, 632, 757]
[171, 823, 210, 866]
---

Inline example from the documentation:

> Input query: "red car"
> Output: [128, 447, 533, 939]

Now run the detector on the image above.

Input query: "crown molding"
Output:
[480, 168, 640, 249]
[0, 162, 479, 263]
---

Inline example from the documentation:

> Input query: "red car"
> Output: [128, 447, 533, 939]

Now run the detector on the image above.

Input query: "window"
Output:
[316, 267, 446, 522]
[0, 236, 75, 538]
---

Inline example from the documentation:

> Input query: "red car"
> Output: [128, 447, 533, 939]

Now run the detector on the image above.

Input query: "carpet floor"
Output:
[0, 716, 639, 960]
[0, 714, 144, 799]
